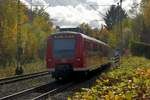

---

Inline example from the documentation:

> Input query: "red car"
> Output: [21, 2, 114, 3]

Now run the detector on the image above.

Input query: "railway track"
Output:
[0, 65, 110, 100]
[32, 82, 74, 100]
[0, 71, 50, 85]
[0, 81, 74, 100]
[0, 65, 111, 100]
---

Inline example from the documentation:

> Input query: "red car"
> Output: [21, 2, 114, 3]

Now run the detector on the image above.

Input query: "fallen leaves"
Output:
[70, 57, 150, 100]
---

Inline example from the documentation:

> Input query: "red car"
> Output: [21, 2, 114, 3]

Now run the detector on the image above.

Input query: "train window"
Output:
[98, 45, 103, 56]
[93, 43, 98, 51]
[53, 39, 76, 59]
[85, 41, 89, 50]
[101, 45, 108, 56]
[86, 41, 91, 51]
[85, 41, 93, 55]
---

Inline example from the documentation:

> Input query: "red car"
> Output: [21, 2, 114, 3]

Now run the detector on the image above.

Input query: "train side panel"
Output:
[83, 38, 110, 71]
[46, 36, 54, 70]
[73, 34, 85, 71]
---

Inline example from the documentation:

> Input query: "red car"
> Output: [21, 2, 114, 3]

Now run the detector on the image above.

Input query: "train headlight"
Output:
[76, 58, 81, 61]
[48, 59, 52, 62]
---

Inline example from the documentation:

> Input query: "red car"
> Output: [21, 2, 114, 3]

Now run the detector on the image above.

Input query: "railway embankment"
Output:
[70, 56, 150, 99]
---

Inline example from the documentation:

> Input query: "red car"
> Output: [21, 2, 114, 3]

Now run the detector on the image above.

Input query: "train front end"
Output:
[46, 32, 83, 80]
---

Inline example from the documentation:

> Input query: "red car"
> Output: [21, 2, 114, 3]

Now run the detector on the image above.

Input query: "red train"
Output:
[46, 28, 111, 80]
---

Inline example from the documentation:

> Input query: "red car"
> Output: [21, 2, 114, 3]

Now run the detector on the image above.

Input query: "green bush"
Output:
[130, 41, 150, 59]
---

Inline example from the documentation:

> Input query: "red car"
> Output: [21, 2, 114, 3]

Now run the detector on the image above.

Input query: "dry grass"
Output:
[0, 60, 48, 79]
[0, 66, 16, 79]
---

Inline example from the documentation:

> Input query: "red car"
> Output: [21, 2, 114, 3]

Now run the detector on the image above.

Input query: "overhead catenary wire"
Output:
[85, 3, 118, 27]
[88, 5, 106, 18]
[55, 0, 109, 28]
[55, 0, 89, 24]
[76, 0, 105, 23]
[29, 0, 116, 28]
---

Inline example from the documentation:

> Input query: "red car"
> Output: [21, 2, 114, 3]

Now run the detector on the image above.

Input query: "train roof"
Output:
[59, 27, 86, 34]
[54, 31, 109, 47]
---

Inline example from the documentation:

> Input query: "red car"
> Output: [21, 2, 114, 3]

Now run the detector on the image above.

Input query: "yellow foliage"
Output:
[0, 61, 47, 78]
[136, 67, 150, 78]
[71, 57, 150, 100]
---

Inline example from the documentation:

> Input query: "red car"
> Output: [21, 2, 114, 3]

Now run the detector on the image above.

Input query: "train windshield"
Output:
[53, 39, 76, 59]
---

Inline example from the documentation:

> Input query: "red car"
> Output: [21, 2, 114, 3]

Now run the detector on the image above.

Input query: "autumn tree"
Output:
[0, 0, 54, 66]
[79, 23, 94, 36]
[0, 0, 18, 66]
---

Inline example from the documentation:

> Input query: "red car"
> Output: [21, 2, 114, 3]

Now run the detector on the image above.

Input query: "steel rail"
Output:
[0, 81, 57, 100]
[0, 71, 50, 85]
[31, 82, 74, 100]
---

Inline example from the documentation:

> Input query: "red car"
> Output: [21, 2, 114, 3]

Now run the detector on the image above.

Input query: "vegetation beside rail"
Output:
[0, 61, 47, 78]
[70, 57, 150, 100]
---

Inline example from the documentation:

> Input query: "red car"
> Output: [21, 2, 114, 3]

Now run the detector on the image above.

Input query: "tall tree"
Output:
[0, 0, 54, 66]
[142, 0, 150, 43]
[79, 23, 94, 36]
[103, 5, 127, 30]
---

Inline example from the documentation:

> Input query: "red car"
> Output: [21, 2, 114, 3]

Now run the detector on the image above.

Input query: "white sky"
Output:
[21, 0, 141, 28]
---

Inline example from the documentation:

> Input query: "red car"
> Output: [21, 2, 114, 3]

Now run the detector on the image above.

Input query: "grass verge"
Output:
[0, 60, 47, 79]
